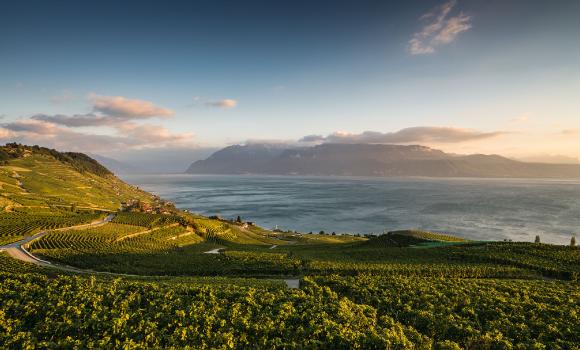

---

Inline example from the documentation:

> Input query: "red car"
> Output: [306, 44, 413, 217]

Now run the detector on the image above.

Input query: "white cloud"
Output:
[0, 128, 16, 139]
[90, 94, 173, 118]
[0, 119, 195, 153]
[408, 0, 472, 55]
[115, 122, 195, 149]
[32, 94, 174, 128]
[299, 127, 505, 144]
[205, 99, 237, 109]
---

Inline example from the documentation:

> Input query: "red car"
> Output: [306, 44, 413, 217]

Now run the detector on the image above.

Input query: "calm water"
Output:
[122, 174, 580, 245]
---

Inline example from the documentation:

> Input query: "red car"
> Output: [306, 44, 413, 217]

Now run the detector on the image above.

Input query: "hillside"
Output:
[187, 143, 580, 178]
[0, 143, 154, 212]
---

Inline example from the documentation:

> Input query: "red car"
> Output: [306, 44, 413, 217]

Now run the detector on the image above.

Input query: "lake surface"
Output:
[122, 174, 580, 245]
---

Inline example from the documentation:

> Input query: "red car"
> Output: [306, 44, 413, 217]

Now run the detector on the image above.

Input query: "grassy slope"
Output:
[0, 153, 153, 212]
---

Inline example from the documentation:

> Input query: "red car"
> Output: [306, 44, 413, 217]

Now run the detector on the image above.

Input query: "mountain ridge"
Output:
[187, 143, 580, 178]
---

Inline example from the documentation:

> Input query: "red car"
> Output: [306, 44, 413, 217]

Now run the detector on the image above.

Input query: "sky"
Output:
[1, 0, 580, 170]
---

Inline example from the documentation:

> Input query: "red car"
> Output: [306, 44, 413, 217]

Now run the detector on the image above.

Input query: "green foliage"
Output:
[368, 230, 467, 248]
[0, 149, 11, 165]
[30, 223, 145, 250]
[1, 143, 111, 176]
[0, 271, 422, 348]
[29, 222, 209, 271]
[0, 212, 104, 244]
[448, 242, 580, 281]
[0, 253, 577, 349]
[112, 212, 182, 229]
[0, 147, 153, 212]
[308, 274, 579, 349]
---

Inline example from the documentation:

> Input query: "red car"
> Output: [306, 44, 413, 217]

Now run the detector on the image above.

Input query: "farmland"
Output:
[0, 144, 578, 349]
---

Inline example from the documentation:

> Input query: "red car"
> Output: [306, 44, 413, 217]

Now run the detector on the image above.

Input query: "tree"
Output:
[571, 235, 576, 247]
[534, 235, 540, 243]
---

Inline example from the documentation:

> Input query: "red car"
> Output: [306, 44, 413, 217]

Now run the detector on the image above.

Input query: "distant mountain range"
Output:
[186, 143, 580, 178]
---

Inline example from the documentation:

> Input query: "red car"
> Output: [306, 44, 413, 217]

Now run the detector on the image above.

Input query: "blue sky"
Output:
[1, 0, 579, 166]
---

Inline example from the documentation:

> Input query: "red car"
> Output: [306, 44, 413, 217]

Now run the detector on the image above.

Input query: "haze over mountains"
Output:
[93, 148, 217, 174]
[186, 143, 580, 178]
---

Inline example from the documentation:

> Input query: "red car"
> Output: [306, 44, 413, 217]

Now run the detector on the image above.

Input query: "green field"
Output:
[0, 144, 578, 349]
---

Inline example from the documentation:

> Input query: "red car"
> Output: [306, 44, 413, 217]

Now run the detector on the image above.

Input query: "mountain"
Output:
[89, 154, 142, 175]
[517, 155, 580, 165]
[0, 143, 154, 212]
[186, 143, 580, 178]
[186, 144, 287, 174]
[113, 147, 219, 174]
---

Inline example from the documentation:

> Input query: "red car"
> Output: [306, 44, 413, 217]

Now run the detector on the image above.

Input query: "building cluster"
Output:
[121, 197, 176, 215]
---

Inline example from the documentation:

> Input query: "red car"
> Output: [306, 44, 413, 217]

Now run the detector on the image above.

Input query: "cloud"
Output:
[31, 113, 114, 127]
[205, 99, 237, 109]
[0, 94, 193, 153]
[31, 94, 174, 128]
[299, 127, 505, 144]
[2, 119, 61, 134]
[299, 134, 326, 143]
[408, 0, 472, 55]
[0, 119, 195, 153]
[1, 120, 121, 152]
[0, 128, 16, 139]
[90, 94, 173, 118]
[244, 138, 294, 145]
[115, 122, 194, 148]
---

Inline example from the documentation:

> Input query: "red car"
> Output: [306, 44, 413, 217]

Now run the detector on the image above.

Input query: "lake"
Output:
[122, 174, 580, 245]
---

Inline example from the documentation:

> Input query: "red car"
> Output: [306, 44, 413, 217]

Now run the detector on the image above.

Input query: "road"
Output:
[204, 248, 224, 254]
[0, 214, 114, 267]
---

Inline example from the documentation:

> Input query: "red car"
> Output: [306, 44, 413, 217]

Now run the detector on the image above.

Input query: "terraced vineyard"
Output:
[112, 212, 182, 228]
[0, 144, 154, 212]
[30, 223, 144, 250]
[29, 221, 208, 267]
[0, 211, 105, 245]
